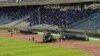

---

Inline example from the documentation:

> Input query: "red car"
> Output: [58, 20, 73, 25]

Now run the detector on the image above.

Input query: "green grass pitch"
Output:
[0, 37, 91, 56]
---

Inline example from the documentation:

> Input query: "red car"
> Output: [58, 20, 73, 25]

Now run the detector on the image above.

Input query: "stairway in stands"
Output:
[14, 20, 30, 29]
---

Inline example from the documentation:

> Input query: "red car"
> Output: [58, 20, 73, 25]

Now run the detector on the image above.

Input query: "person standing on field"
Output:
[32, 36, 35, 42]
[10, 29, 14, 37]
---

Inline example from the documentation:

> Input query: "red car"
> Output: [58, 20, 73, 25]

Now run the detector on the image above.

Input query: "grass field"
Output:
[0, 37, 91, 56]
[89, 39, 100, 44]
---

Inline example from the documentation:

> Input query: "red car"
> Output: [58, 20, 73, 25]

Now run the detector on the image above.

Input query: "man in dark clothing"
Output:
[32, 37, 35, 42]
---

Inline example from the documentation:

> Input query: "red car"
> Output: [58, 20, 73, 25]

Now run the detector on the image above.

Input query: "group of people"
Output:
[0, 6, 99, 28]
[29, 8, 99, 27]
[29, 36, 35, 42]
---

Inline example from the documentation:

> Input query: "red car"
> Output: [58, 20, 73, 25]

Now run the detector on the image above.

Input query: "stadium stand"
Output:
[0, 0, 99, 35]
[0, 6, 100, 30]
[0, 15, 30, 28]
[71, 12, 100, 30]
[39, 8, 99, 27]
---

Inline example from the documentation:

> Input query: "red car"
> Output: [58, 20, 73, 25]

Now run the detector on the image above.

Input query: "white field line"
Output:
[90, 37, 100, 41]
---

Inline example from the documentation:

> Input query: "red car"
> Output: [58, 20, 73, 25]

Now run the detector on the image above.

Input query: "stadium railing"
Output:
[0, 15, 30, 28]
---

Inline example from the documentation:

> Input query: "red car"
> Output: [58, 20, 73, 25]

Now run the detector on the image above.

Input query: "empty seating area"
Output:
[0, 6, 99, 28]
[0, 7, 31, 25]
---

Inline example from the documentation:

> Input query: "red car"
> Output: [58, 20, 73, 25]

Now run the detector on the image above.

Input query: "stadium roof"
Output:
[0, 0, 99, 7]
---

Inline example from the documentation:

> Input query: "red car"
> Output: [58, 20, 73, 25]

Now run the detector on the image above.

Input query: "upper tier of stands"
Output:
[0, 6, 99, 29]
